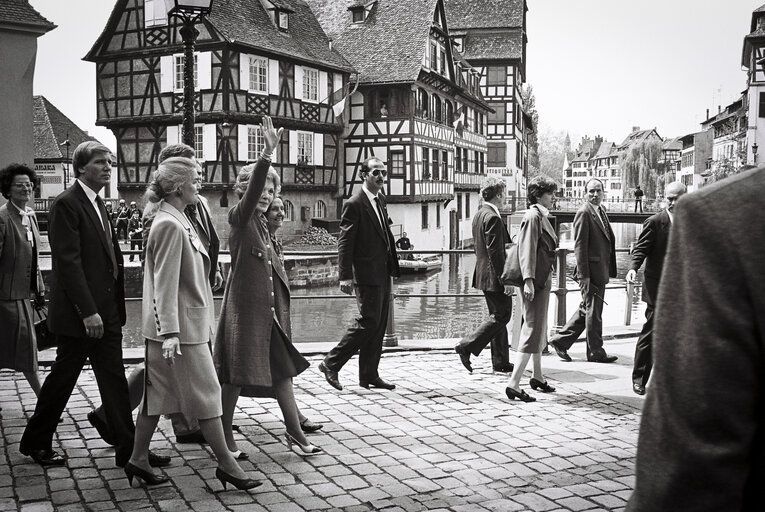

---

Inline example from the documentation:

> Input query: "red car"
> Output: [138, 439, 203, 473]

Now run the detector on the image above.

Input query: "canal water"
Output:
[121, 223, 647, 347]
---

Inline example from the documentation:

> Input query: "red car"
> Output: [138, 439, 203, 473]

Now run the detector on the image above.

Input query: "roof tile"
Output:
[444, 0, 524, 30]
[0, 0, 56, 32]
[33, 96, 98, 160]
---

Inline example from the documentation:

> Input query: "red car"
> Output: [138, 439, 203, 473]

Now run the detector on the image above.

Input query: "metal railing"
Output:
[509, 196, 663, 213]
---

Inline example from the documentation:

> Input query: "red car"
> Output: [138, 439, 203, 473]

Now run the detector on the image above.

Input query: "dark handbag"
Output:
[501, 243, 524, 287]
[34, 304, 56, 351]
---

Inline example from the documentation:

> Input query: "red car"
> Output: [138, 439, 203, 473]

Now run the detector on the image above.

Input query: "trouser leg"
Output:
[632, 303, 654, 385]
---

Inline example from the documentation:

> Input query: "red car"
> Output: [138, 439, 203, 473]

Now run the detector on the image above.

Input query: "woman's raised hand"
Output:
[261, 116, 284, 155]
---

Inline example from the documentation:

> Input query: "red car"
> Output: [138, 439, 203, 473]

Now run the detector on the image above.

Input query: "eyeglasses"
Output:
[13, 182, 34, 189]
[370, 169, 387, 177]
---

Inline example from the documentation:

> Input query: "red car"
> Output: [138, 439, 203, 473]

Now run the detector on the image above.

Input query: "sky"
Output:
[29, 0, 760, 150]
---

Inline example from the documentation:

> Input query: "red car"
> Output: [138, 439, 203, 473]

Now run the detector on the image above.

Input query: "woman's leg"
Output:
[221, 383, 241, 451]
[23, 370, 42, 397]
[507, 352, 532, 391]
[198, 417, 247, 478]
[273, 378, 308, 446]
[531, 352, 544, 381]
[129, 412, 160, 471]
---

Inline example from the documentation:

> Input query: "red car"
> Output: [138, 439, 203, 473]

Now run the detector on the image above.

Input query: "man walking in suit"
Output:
[319, 157, 400, 391]
[19, 142, 169, 469]
[455, 177, 513, 374]
[549, 178, 618, 363]
[626, 182, 686, 395]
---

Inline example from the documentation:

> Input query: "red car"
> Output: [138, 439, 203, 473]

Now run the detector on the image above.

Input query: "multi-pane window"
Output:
[247, 126, 265, 161]
[487, 66, 506, 86]
[455, 148, 462, 172]
[462, 148, 468, 172]
[284, 200, 295, 222]
[390, 151, 404, 176]
[313, 200, 326, 218]
[144, 0, 167, 27]
[249, 56, 268, 93]
[442, 150, 448, 180]
[297, 132, 313, 165]
[303, 68, 319, 101]
[422, 148, 430, 179]
[174, 54, 198, 90]
[432, 151, 440, 181]
[194, 126, 204, 160]
[278, 11, 289, 30]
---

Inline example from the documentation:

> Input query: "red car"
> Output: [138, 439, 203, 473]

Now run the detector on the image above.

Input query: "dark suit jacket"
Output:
[338, 188, 399, 286]
[627, 167, 765, 512]
[629, 209, 671, 304]
[472, 204, 510, 293]
[47, 182, 126, 337]
[196, 195, 220, 286]
[573, 202, 616, 287]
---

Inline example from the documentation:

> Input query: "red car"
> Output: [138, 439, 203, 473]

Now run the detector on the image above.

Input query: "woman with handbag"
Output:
[0, 164, 45, 396]
[505, 176, 559, 403]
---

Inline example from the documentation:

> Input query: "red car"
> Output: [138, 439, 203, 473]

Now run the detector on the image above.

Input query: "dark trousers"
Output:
[634, 199, 643, 213]
[20, 319, 135, 466]
[116, 220, 128, 241]
[458, 290, 511, 366]
[632, 301, 654, 387]
[325, 279, 390, 382]
[551, 285, 607, 360]
[129, 238, 143, 261]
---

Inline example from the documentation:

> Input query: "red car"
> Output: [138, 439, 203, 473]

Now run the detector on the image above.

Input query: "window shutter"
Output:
[288, 130, 297, 164]
[160, 55, 173, 93]
[239, 54, 250, 91]
[269, 58, 279, 95]
[313, 133, 324, 166]
[237, 125, 248, 161]
[198, 51, 212, 90]
[294, 66, 303, 100]
[202, 124, 216, 161]
[319, 71, 328, 103]
[165, 125, 179, 145]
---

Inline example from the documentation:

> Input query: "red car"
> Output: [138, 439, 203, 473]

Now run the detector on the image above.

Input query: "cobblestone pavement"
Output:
[0, 340, 642, 511]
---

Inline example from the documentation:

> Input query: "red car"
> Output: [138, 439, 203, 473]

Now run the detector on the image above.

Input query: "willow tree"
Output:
[621, 139, 663, 199]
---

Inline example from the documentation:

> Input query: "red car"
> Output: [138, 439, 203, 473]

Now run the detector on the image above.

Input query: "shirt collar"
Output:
[362, 183, 379, 204]
[667, 209, 674, 223]
[484, 201, 500, 218]
[76, 179, 100, 204]
[533, 203, 550, 217]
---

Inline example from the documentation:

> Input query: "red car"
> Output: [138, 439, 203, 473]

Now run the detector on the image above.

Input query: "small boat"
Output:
[398, 255, 442, 274]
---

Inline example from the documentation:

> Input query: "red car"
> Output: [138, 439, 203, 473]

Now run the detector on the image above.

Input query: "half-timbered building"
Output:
[306, 0, 491, 248]
[84, 0, 354, 239]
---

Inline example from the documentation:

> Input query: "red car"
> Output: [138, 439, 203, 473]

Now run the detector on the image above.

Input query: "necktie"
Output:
[598, 206, 610, 237]
[96, 197, 119, 280]
[185, 203, 201, 234]
[374, 197, 390, 250]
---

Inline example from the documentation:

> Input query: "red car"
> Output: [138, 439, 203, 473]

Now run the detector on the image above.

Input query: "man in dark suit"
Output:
[454, 177, 513, 373]
[19, 142, 168, 469]
[319, 157, 400, 391]
[549, 178, 618, 363]
[626, 182, 686, 395]
[627, 166, 765, 511]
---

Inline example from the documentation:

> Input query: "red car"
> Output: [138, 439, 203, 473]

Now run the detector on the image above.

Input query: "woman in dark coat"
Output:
[215, 116, 321, 456]
[0, 164, 45, 396]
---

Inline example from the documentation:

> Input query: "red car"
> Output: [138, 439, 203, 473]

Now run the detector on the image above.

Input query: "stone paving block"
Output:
[326, 493, 362, 508]
[589, 493, 627, 508]
[19, 503, 55, 512]
[555, 495, 598, 511]
[482, 498, 527, 511]
[565, 483, 603, 497]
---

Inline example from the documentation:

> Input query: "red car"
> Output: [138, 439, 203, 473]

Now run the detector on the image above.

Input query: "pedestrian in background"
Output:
[127, 211, 143, 262]
[115, 199, 129, 241]
[505, 176, 558, 402]
[633, 185, 644, 213]
[0, 164, 45, 397]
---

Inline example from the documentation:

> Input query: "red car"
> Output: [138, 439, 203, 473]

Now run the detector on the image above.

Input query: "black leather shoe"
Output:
[550, 340, 572, 362]
[633, 383, 646, 395]
[529, 378, 555, 393]
[359, 377, 396, 390]
[87, 411, 116, 446]
[454, 344, 473, 373]
[505, 387, 536, 403]
[148, 451, 171, 468]
[300, 418, 324, 433]
[22, 448, 66, 467]
[318, 362, 342, 391]
[493, 363, 514, 373]
[176, 430, 207, 444]
[588, 355, 618, 363]
[125, 462, 169, 486]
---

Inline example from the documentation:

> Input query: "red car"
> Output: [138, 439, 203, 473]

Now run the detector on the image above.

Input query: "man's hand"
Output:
[339, 279, 353, 295]
[579, 277, 590, 296]
[522, 279, 535, 302]
[503, 284, 514, 296]
[626, 269, 637, 283]
[213, 270, 224, 292]
[162, 337, 182, 366]
[83, 313, 104, 339]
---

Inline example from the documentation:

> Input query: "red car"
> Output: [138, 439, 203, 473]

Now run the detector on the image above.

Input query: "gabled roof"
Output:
[592, 141, 615, 160]
[0, 0, 56, 33]
[662, 136, 682, 151]
[444, 0, 524, 30]
[305, 0, 440, 83]
[461, 29, 523, 61]
[618, 128, 662, 149]
[33, 96, 97, 160]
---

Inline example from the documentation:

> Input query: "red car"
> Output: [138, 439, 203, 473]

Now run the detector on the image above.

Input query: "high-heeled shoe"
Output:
[300, 417, 324, 433]
[529, 378, 556, 393]
[124, 462, 169, 486]
[505, 387, 536, 403]
[285, 432, 322, 455]
[230, 450, 249, 461]
[215, 467, 262, 491]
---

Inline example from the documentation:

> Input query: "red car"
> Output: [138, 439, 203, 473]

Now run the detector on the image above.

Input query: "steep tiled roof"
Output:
[444, 0, 524, 30]
[662, 136, 682, 151]
[0, 0, 56, 32]
[305, 0, 440, 83]
[208, 0, 353, 71]
[592, 142, 614, 159]
[33, 96, 97, 160]
[462, 29, 523, 61]
[618, 128, 661, 149]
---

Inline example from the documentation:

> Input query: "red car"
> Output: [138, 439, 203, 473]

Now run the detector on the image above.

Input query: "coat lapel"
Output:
[160, 202, 210, 262]
[361, 191, 388, 244]
[586, 202, 610, 238]
[73, 182, 113, 258]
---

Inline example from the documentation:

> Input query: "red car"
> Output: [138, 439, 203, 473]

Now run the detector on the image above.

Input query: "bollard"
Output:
[551, 247, 569, 335]
[383, 276, 398, 347]
[624, 280, 634, 326]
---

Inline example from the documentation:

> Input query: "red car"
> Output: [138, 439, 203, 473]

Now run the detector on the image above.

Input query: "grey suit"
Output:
[627, 167, 765, 511]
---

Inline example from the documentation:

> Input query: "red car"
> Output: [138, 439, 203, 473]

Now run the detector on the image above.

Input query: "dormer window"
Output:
[351, 7, 364, 23]
[453, 36, 464, 53]
[277, 10, 289, 30]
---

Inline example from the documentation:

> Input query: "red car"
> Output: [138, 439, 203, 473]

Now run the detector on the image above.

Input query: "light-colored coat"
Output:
[0, 203, 44, 299]
[214, 158, 290, 387]
[142, 202, 214, 345]
[518, 205, 558, 290]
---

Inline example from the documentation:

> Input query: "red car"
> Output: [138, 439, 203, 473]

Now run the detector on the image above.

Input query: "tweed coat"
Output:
[573, 201, 616, 287]
[214, 158, 290, 387]
[471, 203, 510, 292]
[629, 209, 671, 305]
[627, 167, 765, 511]
[0, 203, 44, 300]
[517, 204, 558, 291]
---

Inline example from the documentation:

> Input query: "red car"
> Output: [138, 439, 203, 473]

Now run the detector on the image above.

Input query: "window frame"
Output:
[302, 67, 319, 102]
[248, 56, 268, 94]
[247, 125, 265, 161]
[174, 53, 199, 91]
[389, 151, 405, 177]
[297, 131, 314, 166]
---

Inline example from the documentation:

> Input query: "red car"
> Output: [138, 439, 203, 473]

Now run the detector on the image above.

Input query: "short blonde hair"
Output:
[235, 164, 280, 199]
[144, 157, 198, 204]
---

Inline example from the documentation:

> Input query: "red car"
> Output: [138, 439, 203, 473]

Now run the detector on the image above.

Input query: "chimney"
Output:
[706, 108, 709, 120]
[632, 126, 640, 133]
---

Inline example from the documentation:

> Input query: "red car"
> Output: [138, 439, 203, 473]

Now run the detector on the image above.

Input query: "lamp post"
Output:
[753, 142, 759, 164]
[164, 0, 213, 147]
[60, 135, 71, 189]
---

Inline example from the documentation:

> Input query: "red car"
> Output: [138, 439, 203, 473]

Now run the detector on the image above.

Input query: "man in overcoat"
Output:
[549, 178, 618, 363]
[319, 157, 400, 391]
[626, 182, 686, 394]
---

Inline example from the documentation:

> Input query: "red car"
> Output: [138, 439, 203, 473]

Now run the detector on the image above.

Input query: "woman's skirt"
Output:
[140, 340, 222, 420]
[0, 299, 37, 372]
[240, 322, 310, 398]
[517, 275, 553, 354]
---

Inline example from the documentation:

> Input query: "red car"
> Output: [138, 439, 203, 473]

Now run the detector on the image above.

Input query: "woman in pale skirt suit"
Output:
[505, 176, 559, 402]
[127, 157, 260, 491]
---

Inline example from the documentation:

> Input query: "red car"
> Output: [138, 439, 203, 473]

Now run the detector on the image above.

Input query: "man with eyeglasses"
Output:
[319, 157, 400, 391]
[626, 182, 686, 395]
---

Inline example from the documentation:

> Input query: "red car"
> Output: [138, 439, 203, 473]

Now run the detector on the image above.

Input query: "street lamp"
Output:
[164, 0, 214, 147]
[752, 142, 758, 164]
[60, 135, 71, 189]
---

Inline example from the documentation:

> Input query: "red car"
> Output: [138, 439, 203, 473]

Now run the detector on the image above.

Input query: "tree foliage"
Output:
[534, 127, 567, 182]
[621, 139, 663, 198]
[521, 84, 540, 175]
